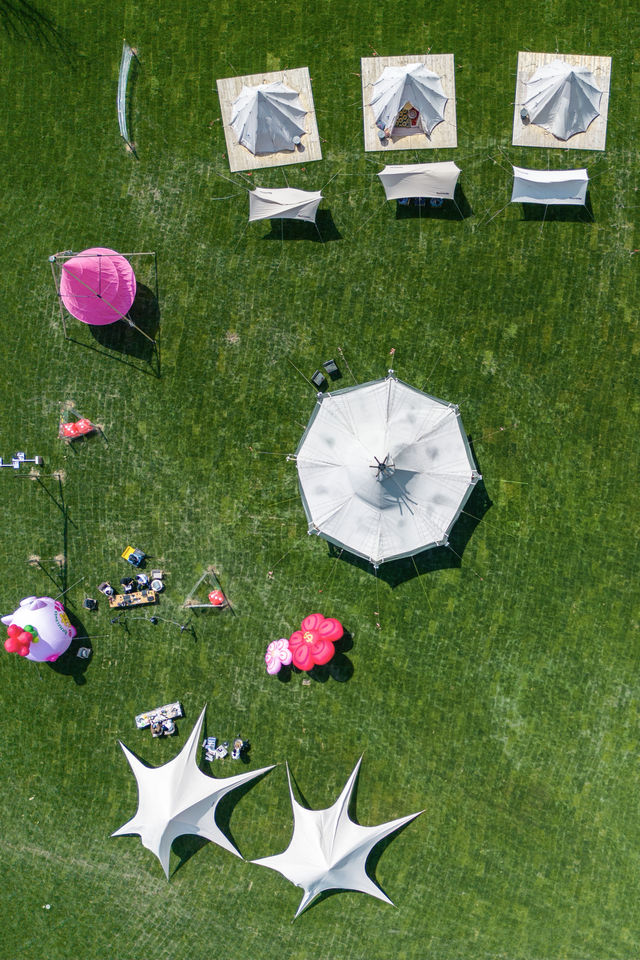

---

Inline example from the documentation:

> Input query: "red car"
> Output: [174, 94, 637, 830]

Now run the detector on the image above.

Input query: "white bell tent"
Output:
[370, 63, 447, 137]
[523, 60, 602, 141]
[248, 187, 323, 223]
[378, 162, 460, 202]
[252, 758, 422, 918]
[511, 166, 589, 205]
[294, 373, 480, 568]
[231, 81, 307, 155]
[112, 706, 274, 877]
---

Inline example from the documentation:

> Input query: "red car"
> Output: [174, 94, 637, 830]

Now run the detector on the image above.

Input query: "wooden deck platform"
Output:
[361, 54, 457, 153]
[512, 52, 611, 151]
[217, 67, 322, 172]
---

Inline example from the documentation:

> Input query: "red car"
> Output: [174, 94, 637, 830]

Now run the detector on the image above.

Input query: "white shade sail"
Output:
[252, 758, 422, 918]
[231, 81, 307, 155]
[295, 374, 480, 567]
[248, 187, 323, 223]
[523, 60, 602, 141]
[378, 162, 460, 201]
[112, 706, 274, 877]
[511, 166, 589, 205]
[370, 63, 448, 137]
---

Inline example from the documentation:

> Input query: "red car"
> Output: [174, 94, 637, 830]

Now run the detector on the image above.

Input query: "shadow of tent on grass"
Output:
[520, 190, 594, 223]
[329, 476, 492, 588]
[48, 608, 91, 685]
[395, 184, 472, 221]
[262, 208, 342, 242]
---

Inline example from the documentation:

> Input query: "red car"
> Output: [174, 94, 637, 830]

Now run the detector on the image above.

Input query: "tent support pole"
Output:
[483, 201, 510, 226]
[50, 259, 69, 339]
[123, 315, 156, 345]
[539, 204, 548, 236]
[286, 356, 317, 390]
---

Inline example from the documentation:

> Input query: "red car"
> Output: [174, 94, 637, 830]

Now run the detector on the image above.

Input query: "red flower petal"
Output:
[288, 630, 304, 651]
[291, 642, 315, 671]
[318, 617, 343, 642]
[301, 613, 324, 633]
[310, 637, 335, 665]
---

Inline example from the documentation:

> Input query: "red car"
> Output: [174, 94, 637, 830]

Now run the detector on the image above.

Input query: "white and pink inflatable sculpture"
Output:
[2, 596, 76, 662]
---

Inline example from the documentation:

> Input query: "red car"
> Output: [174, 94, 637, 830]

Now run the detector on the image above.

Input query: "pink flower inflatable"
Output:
[288, 613, 343, 671]
[265, 638, 293, 675]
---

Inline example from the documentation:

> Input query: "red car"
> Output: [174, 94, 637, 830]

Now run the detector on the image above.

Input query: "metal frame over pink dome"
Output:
[59, 247, 137, 326]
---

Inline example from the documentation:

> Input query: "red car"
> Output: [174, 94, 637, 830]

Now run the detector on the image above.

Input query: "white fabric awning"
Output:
[378, 162, 460, 201]
[253, 758, 422, 918]
[511, 166, 589, 205]
[248, 187, 323, 223]
[112, 706, 274, 877]
[295, 375, 479, 567]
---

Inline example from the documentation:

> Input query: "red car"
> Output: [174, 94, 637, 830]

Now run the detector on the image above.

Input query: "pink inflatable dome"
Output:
[59, 247, 137, 326]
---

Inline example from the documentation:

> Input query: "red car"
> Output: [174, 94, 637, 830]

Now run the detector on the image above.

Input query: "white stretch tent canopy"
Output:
[370, 63, 448, 136]
[511, 166, 589, 205]
[112, 706, 274, 878]
[253, 758, 422, 918]
[378, 162, 460, 201]
[295, 374, 480, 567]
[523, 60, 602, 141]
[249, 187, 323, 223]
[231, 81, 307, 155]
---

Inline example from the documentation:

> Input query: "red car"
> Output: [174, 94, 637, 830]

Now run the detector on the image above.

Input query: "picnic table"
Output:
[108, 588, 157, 609]
[135, 701, 183, 730]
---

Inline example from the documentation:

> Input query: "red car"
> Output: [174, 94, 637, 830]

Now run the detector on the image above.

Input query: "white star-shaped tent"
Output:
[112, 706, 274, 877]
[252, 757, 422, 917]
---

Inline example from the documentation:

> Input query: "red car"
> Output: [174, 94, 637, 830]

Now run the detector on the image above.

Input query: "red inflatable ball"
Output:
[288, 613, 343, 671]
[208, 590, 226, 607]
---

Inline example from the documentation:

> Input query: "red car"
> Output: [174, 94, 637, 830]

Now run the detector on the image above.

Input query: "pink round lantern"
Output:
[59, 247, 136, 326]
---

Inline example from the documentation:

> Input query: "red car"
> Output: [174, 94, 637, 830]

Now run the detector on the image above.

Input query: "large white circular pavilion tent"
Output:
[295, 373, 480, 568]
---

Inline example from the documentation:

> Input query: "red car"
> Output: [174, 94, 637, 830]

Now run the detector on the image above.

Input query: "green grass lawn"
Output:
[1, 1, 639, 957]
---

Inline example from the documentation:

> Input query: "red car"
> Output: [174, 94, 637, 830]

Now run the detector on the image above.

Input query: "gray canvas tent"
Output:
[523, 60, 602, 140]
[231, 81, 307, 155]
[370, 63, 447, 137]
